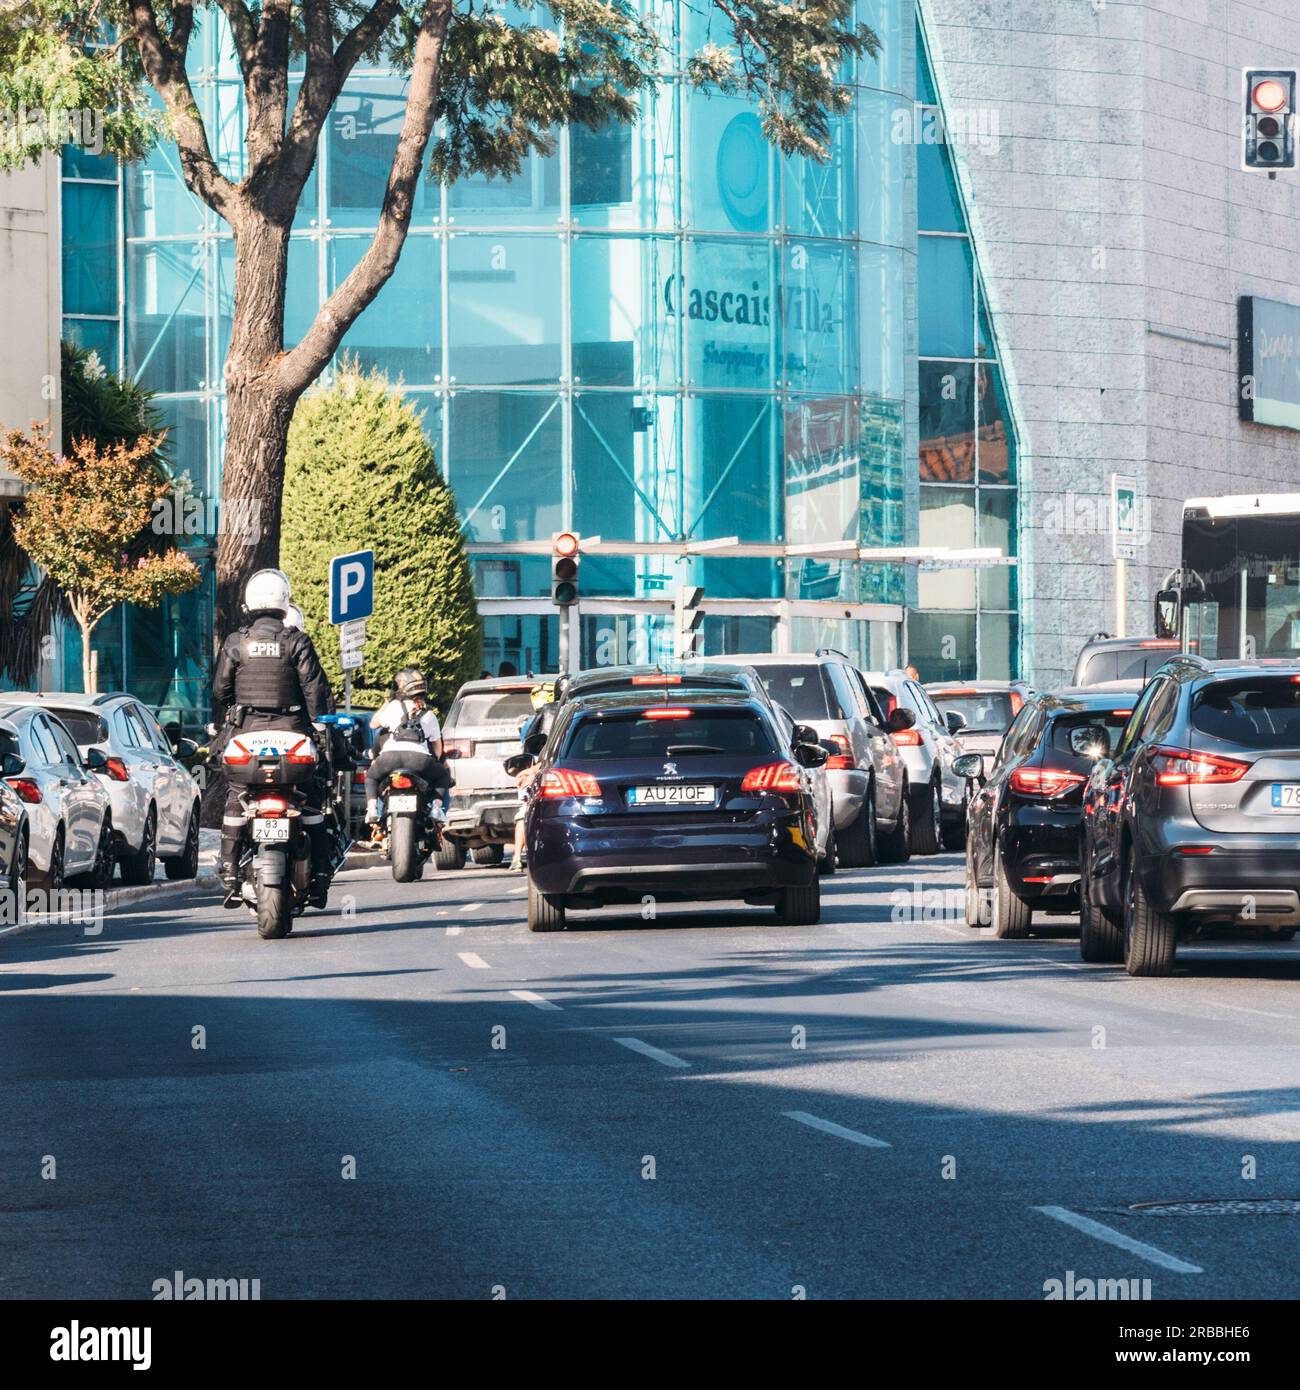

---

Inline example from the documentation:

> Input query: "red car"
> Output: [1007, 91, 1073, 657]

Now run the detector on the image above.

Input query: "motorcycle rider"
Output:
[213, 569, 334, 906]
[365, 668, 452, 828]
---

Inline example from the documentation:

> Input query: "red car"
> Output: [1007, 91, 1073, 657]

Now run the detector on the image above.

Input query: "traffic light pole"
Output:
[558, 604, 571, 675]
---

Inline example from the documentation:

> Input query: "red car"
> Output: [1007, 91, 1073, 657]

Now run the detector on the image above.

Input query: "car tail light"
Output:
[1022, 875, 1053, 884]
[642, 707, 692, 720]
[1176, 845, 1217, 856]
[1009, 691, 1024, 715]
[891, 728, 923, 746]
[286, 738, 316, 766]
[1113, 709, 1133, 717]
[8, 778, 41, 804]
[823, 734, 855, 770]
[1150, 747, 1249, 785]
[103, 756, 130, 782]
[223, 738, 252, 766]
[1139, 639, 1179, 648]
[632, 674, 681, 685]
[1009, 766, 1087, 798]
[742, 762, 803, 793]
[390, 773, 414, 789]
[352, 768, 367, 786]
[538, 768, 601, 798]
[442, 738, 473, 759]
[255, 796, 288, 815]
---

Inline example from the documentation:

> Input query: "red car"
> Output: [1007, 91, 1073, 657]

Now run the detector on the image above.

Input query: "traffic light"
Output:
[1244, 69, 1296, 171]
[673, 584, 705, 659]
[551, 531, 580, 606]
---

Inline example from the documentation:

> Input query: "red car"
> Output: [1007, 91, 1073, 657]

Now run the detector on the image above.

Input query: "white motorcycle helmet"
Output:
[283, 603, 306, 631]
[243, 568, 292, 616]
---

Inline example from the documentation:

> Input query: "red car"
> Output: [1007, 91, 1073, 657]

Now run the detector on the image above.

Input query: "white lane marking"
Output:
[509, 885, 527, 895]
[446, 926, 463, 937]
[782, 1110, 891, 1149]
[1206, 1000, 1289, 1020]
[463, 901, 483, 912]
[509, 989, 561, 1011]
[1032, 1205, 1203, 1274]
[613, 1036, 690, 1069]
[457, 951, 490, 969]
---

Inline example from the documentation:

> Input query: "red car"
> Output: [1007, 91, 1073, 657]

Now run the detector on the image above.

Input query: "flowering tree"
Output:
[0, 0, 878, 642]
[1, 424, 201, 692]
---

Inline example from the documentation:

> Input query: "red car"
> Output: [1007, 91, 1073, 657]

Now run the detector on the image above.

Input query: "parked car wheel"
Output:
[963, 838, 986, 928]
[877, 787, 911, 864]
[6, 828, 27, 923]
[527, 876, 565, 932]
[1123, 849, 1177, 977]
[911, 779, 943, 855]
[817, 825, 838, 877]
[119, 806, 157, 886]
[39, 826, 66, 890]
[163, 803, 201, 880]
[1079, 853, 1123, 962]
[73, 817, 115, 891]
[992, 843, 1032, 939]
[836, 783, 876, 868]
[435, 837, 467, 871]
[472, 843, 504, 866]
[775, 876, 821, 925]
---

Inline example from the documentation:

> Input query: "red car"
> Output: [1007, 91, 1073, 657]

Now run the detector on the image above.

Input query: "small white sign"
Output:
[340, 646, 364, 671]
[339, 619, 366, 644]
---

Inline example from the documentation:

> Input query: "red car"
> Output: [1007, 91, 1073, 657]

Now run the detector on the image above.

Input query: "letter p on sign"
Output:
[329, 549, 375, 625]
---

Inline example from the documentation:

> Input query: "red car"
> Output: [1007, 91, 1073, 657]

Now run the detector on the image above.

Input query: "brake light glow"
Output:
[7, 778, 41, 804]
[255, 796, 288, 815]
[824, 733, 855, 770]
[891, 728, 923, 746]
[353, 768, 367, 786]
[742, 762, 803, 793]
[1151, 746, 1249, 785]
[223, 738, 252, 766]
[642, 707, 692, 720]
[1139, 640, 1179, 648]
[390, 773, 414, 789]
[632, 674, 681, 685]
[1009, 766, 1086, 798]
[938, 689, 980, 698]
[1176, 845, 1216, 856]
[539, 768, 601, 798]
[1022, 875, 1053, 884]
[286, 738, 316, 766]
[1113, 710, 1133, 717]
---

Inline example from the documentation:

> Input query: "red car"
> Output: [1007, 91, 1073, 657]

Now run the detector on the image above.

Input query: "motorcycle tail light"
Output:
[742, 762, 803, 793]
[285, 738, 316, 766]
[390, 773, 415, 789]
[538, 768, 601, 798]
[1151, 746, 1249, 785]
[8, 778, 41, 804]
[223, 739, 251, 765]
[255, 796, 288, 815]
[824, 734, 855, 770]
[1009, 766, 1087, 798]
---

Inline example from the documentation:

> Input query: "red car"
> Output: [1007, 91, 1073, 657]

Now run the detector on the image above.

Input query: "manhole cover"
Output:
[1130, 1199, 1300, 1216]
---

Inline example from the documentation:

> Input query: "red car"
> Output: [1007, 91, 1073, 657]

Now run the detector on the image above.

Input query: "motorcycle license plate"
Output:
[389, 795, 419, 813]
[627, 783, 715, 806]
[253, 817, 290, 842]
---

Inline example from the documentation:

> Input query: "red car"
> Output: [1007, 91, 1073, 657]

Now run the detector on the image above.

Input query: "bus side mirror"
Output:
[1154, 589, 1179, 640]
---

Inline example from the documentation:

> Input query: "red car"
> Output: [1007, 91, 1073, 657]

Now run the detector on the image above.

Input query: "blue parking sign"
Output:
[329, 549, 374, 625]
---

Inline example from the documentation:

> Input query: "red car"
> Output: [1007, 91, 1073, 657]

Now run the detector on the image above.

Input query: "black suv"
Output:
[1071, 634, 1186, 686]
[957, 688, 1139, 937]
[1079, 658, 1300, 975]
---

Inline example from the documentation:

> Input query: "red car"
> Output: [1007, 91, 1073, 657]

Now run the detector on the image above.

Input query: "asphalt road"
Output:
[4, 849, 1300, 1300]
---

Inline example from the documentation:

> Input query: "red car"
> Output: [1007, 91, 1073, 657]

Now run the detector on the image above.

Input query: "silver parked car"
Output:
[441, 676, 559, 867]
[0, 719, 31, 912]
[862, 670, 966, 853]
[703, 652, 910, 866]
[0, 703, 114, 887]
[4, 693, 203, 884]
[924, 680, 1031, 761]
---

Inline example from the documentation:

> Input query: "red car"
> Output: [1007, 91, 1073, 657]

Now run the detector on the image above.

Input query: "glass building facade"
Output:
[51, 1, 1019, 720]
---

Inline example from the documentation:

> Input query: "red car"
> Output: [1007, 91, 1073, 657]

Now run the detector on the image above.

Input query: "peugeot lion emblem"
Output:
[662, 761, 679, 777]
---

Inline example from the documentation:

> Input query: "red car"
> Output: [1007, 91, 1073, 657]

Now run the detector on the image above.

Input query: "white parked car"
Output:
[0, 702, 114, 887]
[0, 693, 203, 884]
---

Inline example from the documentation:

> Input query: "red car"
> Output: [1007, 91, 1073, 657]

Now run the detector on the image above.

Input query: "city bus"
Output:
[1157, 495, 1300, 659]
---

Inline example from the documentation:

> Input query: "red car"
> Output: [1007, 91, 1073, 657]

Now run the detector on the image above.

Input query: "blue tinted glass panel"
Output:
[154, 396, 209, 496]
[785, 395, 860, 603]
[447, 234, 562, 385]
[571, 236, 678, 388]
[978, 488, 1017, 610]
[910, 611, 977, 682]
[330, 234, 438, 382]
[63, 318, 118, 373]
[918, 486, 976, 608]
[918, 133, 963, 232]
[919, 361, 974, 483]
[978, 611, 1018, 679]
[918, 235, 974, 358]
[483, 612, 558, 675]
[858, 243, 908, 400]
[915, 19, 939, 104]
[127, 240, 207, 393]
[62, 143, 117, 180]
[977, 363, 1015, 483]
[681, 236, 774, 390]
[450, 392, 562, 542]
[782, 239, 856, 396]
[329, 79, 436, 228]
[449, 147, 558, 226]
[680, 92, 776, 235]
[683, 394, 776, 545]
[63, 182, 117, 315]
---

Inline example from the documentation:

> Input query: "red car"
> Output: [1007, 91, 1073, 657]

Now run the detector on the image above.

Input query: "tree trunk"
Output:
[79, 616, 98, 694]
[214, 212, 297, 646]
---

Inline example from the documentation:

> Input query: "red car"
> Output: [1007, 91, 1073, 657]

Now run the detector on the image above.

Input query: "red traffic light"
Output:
[1253, 79, 1289, 112]
[553, 531, 580, 558]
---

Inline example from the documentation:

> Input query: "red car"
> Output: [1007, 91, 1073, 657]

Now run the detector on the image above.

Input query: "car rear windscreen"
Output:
[50, 710, 108, 744]
[446, 690, 534, 729]
[1077, 648, 1178, 685]
[932, 692, 1013, 733]
[1191, 679, 1300, 749]
[564, 710, 775, 760]
[1049, 710, 1134, 762]
[752, 667, 832, 720]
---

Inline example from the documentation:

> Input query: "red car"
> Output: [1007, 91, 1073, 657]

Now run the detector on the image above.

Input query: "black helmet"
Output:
[395, 667, 427, 698]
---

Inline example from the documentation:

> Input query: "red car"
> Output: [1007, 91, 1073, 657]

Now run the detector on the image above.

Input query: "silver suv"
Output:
[703, 652, 910, 866]
[440, 676, 558, 867]
[863, 670, 966, 853]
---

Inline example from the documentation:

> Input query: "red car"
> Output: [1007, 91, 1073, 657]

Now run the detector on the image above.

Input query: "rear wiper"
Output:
[666, 744, 725, 755]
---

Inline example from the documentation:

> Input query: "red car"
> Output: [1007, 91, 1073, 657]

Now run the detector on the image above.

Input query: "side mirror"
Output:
[173, 736, 199, 762]
[1070, 725, 1111, 760]
[83, 747, 109, 772]
[944, 709, 967, 735]
[793, 723, 820, 746]
[0, 751, 24, 777]
[953, 752, 984, 780]
[887, 706, 916, 734]
[522, 732, 548, 757]
[794, 742, 828, 769]
[503, 752, 535, 777]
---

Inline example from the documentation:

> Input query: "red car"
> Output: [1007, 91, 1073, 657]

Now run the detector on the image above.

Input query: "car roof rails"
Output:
[92, 691, 133, 705]
[814, 647, 852, 661]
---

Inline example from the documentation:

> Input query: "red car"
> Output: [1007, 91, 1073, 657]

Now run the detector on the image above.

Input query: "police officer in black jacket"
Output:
[213, 568, 334, 903]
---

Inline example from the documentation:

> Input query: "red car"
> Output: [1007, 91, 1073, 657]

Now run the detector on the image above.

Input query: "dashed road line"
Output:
[613, 1036, 690, 1069]
[446, 926, 463, 937]
[509, 989, 561, 1011]
[457, 951, 490, 969]
[782, 1110, 891, 1149]
[1032, 1205, 1203, 1274]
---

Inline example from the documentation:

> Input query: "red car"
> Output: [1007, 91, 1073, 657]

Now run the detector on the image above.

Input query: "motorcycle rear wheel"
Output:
[391, 816, 422, 882]
[256, 880, 292, 939]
